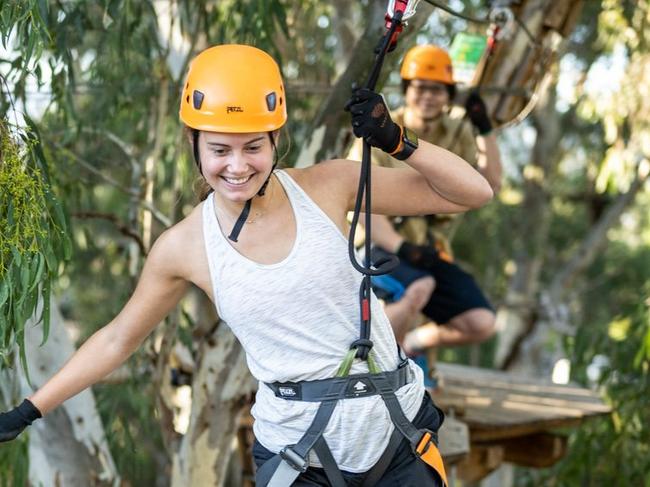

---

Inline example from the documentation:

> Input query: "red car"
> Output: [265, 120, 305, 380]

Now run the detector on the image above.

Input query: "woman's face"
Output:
[198, 131, 275, 203]
[404, 79, 450, 121]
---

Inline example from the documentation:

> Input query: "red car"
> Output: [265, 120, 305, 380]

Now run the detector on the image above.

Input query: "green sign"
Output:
[449, 33, 488, 84]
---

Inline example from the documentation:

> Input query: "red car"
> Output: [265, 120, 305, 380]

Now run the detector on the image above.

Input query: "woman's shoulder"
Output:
[283, 161, 358, 217]
[285, 159, 357, 191]
[149, 202, 206, 273]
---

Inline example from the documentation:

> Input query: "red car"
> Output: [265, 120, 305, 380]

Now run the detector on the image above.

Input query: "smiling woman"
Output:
[0, 43, 492, 487]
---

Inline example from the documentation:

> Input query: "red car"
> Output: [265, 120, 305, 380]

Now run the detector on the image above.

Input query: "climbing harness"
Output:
[255, 2, 448, 485]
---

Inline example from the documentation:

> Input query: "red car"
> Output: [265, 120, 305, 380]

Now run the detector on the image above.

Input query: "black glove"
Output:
[397, 241, 439, 270]
[464, 91, 492, 135]
[345, 87, 401, 154]
[0, 399, 42, 442]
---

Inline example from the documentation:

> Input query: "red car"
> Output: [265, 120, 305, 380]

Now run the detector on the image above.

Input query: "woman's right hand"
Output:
[0, 399, 42, 442]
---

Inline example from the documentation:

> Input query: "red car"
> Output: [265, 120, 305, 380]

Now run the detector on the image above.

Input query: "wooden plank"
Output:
[430, 362, 611, 442]
[457, 444, 504, 483]
[438, 416, 469, 465]
[501, 432, 568, 468]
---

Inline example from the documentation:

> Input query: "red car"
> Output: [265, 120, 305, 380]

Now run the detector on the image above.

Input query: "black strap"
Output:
[256, 398, 339, 486]
[371, 375, 433, 448]
[192, 129, 202, 175]
[313, 436, 347, 487]
[266, 363, 410, 402]
[228, 198, 251, 242]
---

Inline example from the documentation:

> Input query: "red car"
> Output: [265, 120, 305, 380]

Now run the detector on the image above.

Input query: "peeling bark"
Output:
[20, 298, 119, 487]
[171, 319, 256, 487]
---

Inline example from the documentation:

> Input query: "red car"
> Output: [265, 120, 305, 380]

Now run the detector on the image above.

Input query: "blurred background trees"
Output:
[1, 0, 648, 485]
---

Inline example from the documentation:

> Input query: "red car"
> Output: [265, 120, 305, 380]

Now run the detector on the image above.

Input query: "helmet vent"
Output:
[266, 92, 277, 111]
[193, 90, 205, 109]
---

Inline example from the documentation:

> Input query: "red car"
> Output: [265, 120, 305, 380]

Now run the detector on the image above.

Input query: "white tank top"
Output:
[202, 169, 424, 472]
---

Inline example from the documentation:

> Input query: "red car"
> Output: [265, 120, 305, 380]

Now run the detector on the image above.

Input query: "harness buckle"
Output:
[280, 446, 309, 473]
[413, 430, 448, 486]
[414, 430, 437, 457]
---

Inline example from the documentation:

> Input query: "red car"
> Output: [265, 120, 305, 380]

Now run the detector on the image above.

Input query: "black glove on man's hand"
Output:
[0, 399, 42, 442]
[464, 91, 492, 135]
[345, 87, 401, 154]
[397, 241, 439, 270]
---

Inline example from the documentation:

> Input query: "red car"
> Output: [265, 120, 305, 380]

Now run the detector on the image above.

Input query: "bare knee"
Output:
[450, 308, 496, 343]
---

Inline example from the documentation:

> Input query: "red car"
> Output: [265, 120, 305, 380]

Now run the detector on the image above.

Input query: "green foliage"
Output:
[0, 119, 71, 374]
[0, 430, 28, 487]
[0, 0, 50, 69]
[521, 296, 650, 486]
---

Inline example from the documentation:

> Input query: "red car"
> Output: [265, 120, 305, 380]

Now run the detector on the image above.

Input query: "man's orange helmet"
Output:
[179, 44, 287, 133]
[400, 45, 454, 85]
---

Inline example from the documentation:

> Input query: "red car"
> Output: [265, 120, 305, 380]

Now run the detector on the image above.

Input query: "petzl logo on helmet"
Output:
[226, 106, 244, 113]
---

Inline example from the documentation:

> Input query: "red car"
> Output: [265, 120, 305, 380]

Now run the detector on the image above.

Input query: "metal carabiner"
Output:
[488, 6, 515, 40]
[386, 0, 421, 22]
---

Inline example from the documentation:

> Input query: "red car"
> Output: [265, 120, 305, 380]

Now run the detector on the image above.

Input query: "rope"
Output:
[421, 0, 490, 24]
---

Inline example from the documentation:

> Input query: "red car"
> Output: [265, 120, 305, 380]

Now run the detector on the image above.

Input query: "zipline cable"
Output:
[421, 0, 490, 25]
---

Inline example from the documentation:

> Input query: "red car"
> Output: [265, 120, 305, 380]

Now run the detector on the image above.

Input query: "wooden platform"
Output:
[429, 362, 611, 481]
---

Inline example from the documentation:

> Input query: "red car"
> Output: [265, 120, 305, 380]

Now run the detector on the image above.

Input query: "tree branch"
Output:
[49, 140, 172, 227]
[549, 160, 649, 297]
[72, 211, 147, 256]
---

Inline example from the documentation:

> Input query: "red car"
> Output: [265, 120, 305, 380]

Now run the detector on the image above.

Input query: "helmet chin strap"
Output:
[191, 129, 278, 242]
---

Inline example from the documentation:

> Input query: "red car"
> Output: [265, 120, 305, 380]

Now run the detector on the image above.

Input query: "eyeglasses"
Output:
[409, 84, 448, 96]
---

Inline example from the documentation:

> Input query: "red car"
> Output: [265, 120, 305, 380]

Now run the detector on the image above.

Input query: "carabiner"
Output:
[386, 0, 421, 22]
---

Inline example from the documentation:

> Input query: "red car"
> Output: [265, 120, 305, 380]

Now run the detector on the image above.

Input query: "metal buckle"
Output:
[280, 446, 308, 473]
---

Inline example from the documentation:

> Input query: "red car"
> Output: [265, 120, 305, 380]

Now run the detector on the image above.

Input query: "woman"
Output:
[0, 45, 492, 485]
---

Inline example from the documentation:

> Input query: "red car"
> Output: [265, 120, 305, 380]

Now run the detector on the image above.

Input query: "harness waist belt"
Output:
[266, 360, 411, 402]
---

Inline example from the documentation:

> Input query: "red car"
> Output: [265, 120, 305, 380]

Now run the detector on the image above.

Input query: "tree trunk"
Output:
[493, 82, 560, 373]
[171, 292, 256, 487]
[483, 0, 585, 374]
[20, 298, 119, 487]
[480, 0, 584, 127]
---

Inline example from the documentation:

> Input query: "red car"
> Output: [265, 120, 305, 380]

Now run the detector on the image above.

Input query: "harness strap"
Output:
[257, 373, 447, 486]
[257, 397, 339, 487]
[371, 375, 448, 486]
[265, 361, 410, 402]
[313, 436, 347, 487]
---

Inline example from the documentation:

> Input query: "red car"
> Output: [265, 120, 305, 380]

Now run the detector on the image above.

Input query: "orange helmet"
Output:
[400, 45, 454, 85]
[179, 44, 287, 133]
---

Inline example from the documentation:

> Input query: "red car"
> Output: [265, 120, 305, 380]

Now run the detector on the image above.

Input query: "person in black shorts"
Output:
[349, 44, 502, 353]
[373, 245, 495, 355]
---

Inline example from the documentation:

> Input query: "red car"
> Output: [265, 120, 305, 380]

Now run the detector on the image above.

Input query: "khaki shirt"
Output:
[347, 108, 478, 253]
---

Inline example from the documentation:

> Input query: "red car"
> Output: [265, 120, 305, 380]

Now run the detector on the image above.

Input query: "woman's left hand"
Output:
[345, 87, 401, 154]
